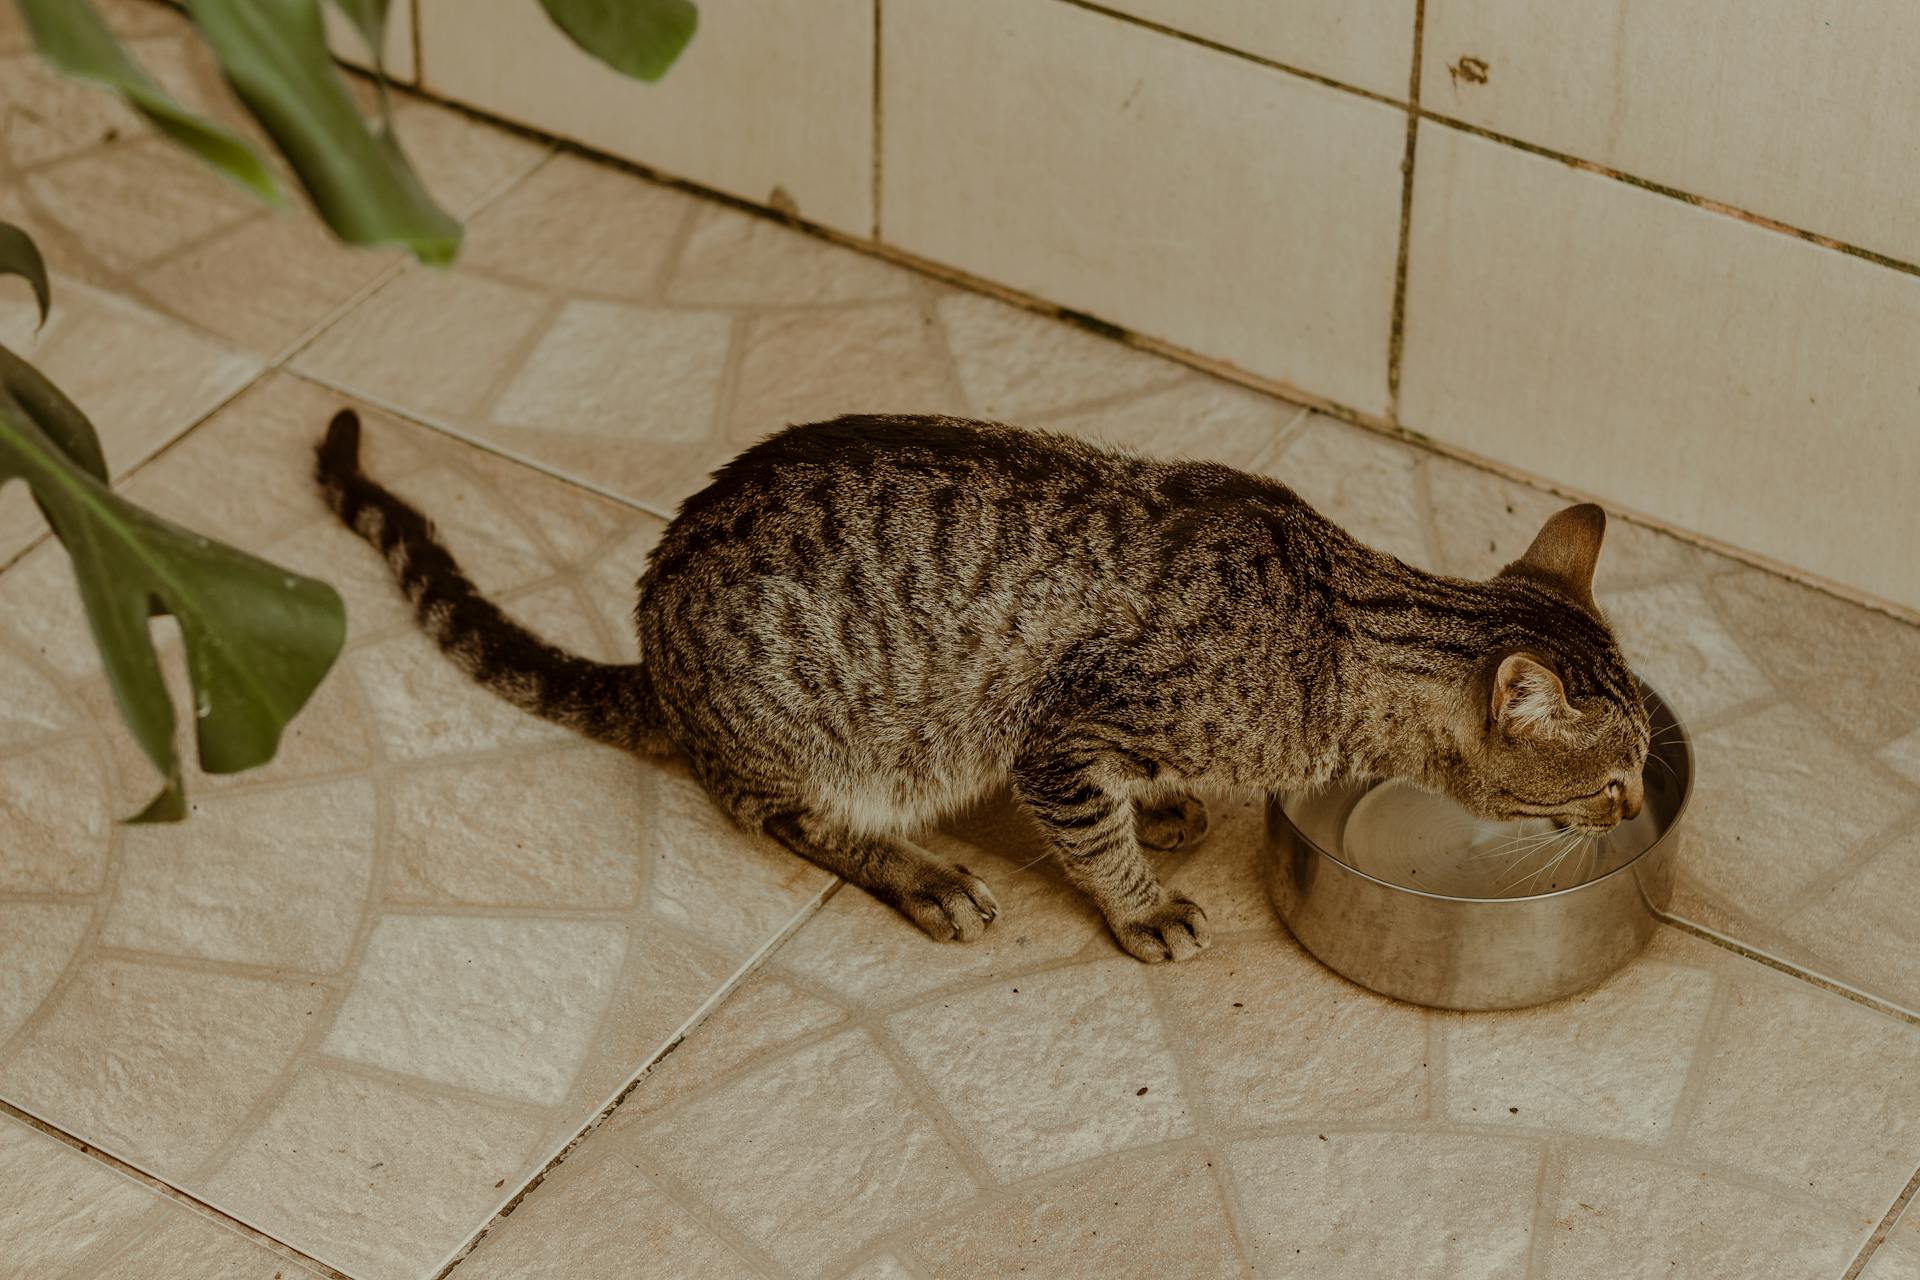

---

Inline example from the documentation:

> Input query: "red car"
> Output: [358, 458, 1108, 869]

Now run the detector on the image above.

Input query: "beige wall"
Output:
[346, 1, 1920, 615]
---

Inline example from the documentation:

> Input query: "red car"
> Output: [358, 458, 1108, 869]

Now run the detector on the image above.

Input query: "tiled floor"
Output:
[3, 8, 1920, 1278]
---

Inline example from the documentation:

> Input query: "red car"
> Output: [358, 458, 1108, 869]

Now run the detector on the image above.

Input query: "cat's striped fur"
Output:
[317, 409, 1649, 962]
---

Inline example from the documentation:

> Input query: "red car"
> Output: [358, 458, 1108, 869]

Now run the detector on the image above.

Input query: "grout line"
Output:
[1517, 1138, 1559, 1279]
[1385, 0, 1426, 419]
[1049, 0, 1405, 109]
[1656, 912, 1920, 1026]
[1845, 1165, 1920, 1280]
[871, 0, 884, 240]
[1139, 966, 1259, 1277]
[1418, 109, 1920, 284]
[1240, 403, 1314, 475]
[1055, 0, 1920, 288]
[428, 876, 843, 1279]
[283, 368, 678, 522]
[407, 0, 423, 88]
[1772, 797, 1920, 929]
[0, 1102, 352, 1280]
[1657, 969, 1732, 1151]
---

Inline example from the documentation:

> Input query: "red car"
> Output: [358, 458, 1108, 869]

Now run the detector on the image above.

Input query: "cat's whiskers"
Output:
[1496, 827, 1590, 893]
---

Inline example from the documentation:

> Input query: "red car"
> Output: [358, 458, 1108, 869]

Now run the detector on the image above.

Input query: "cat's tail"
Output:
[315, 409, 671, 756]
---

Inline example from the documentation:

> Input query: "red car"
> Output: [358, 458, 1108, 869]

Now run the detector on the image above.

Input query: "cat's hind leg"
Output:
[1134, 785, 1211, 852]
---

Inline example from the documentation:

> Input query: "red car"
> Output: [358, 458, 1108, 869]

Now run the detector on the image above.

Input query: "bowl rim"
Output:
[1270, 679, 1694, 906]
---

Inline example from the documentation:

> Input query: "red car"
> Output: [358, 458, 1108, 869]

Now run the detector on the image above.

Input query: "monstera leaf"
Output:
[184, 0, 462, 264]
[0, 226, 345, 821]
[538, 0, 698, 82]
[17, 0, 696, 264]
[16, 0, 281, 204]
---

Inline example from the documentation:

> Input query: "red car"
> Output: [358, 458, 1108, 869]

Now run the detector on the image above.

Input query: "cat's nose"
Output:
[1621, 776, 1644, 820]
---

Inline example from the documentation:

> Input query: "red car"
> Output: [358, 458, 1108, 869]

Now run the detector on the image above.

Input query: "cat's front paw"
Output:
[1136, 793, 1211, 851]
[1113, 893, 1212, 963]
[901, 864, 1000, 943]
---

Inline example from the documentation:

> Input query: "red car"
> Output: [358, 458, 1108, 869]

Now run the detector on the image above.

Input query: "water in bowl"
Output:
[1317, 777, 1670, 899]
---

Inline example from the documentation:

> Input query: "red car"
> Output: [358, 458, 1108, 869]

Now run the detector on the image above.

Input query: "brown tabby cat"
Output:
[316, 410, 1649, 963]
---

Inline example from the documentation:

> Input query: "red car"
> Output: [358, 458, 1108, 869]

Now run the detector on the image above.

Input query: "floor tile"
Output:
[886, 958, 1194, 1181]
[0, 903, 90, 1045]
[1035, 376, 1301, 468]
[1538, 1146, 1861, 1278]
[0, 277, 262, 565]
[322, 915, 628, 1106]
[1154, 934, 1429, 1133]
[936, 289, 1186, 421]
[909, 1146, 1246, 1279]
[1231, 1131, 1540, 1277]
[727, 301, 967, 441]
[643, 1029, 979, 1275]
[0, 737, 112, 894]
[100, 779, 377, 971]
[1674, 702, 1916, 938]
[667, 205, 912, 307]
[1596, 579, 1774, 723]
[464, 823, 1920, 1277]
[0, 1115, 323, 1280]
[460, 153, 697, 300]
[1780, 831, 1920, 1012]
[295, 268, 552, 423]
[1883, 728, 1920, 789]
[0, 373, 829, 1277]
[1, 1, 543, 359]
[1439, 958, 1716, 1142]
[0, 957, 321, 1179]
[202, 1065, 547, 1280]
[1865, 1208, 1920, 1280]
[1422, 449, 1725, 592]
[1680, 960, 1920, 1208]
[1709, 569, 1920, 750]
[451, 1137, 761, 1279]
[1261, 413, 1438, 568]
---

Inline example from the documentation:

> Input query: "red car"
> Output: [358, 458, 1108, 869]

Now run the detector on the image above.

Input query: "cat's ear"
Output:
[1503, 503, 1605, 610]
[1491, 653, 1574, 737]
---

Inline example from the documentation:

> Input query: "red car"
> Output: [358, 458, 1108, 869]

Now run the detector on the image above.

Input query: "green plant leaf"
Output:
[0, 376, 346, 822]
[0, 221, 51, 329]
[17, 0, 281, 205]
[184, 0, 462, 264]
[538, 0, 697, 83]
[0, 345, 106, 482]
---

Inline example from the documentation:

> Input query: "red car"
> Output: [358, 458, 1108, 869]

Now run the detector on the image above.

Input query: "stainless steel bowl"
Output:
[1265, 682, 1691, 1010]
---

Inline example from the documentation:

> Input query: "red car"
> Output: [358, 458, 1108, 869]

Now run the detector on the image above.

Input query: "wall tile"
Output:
[1421, 0, 1920, 265]
[883, 0, 1406, 414]
[417, 0, 874, 235]
[1401, 125, 1920, 613]
[1098, 0, 1416, 98]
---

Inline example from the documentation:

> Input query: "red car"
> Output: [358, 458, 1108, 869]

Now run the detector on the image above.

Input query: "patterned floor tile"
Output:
[0, 373, 829, 1277]
[0, 2, 545, 360]
[0, 1114, 323, 1280]
[453, 823, 1919, 1278]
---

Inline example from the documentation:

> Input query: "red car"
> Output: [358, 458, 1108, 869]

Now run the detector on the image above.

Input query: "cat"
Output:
[316, 410, 1649, 963]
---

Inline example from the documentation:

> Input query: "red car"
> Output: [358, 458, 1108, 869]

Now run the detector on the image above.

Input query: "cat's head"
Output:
[1436, 504, 1651, 832]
